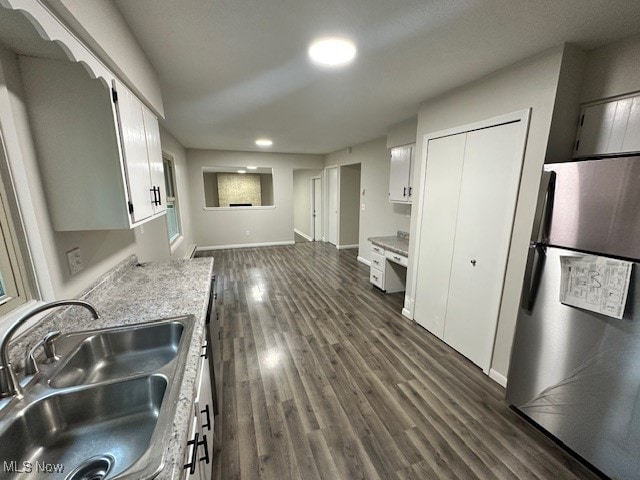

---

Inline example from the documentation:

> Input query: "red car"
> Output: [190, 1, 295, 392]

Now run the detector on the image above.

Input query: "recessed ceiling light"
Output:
[237, 170, 246, 174]
[255, 139, 273, 147]
[247, 166, 258, 170]
[308, 37, 356, 67]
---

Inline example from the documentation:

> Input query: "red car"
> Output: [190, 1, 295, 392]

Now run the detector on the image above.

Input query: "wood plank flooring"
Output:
[199, 242, 599, 480]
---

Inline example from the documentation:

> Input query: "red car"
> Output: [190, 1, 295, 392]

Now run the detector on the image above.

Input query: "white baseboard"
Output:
[401, 308, 413, 319]
[196, 240, 295, 251]
[337, 244, 358, 250]
[489, 369, 508, 388]
[357, 256, 371, 266]
[293, 229, 312, 241]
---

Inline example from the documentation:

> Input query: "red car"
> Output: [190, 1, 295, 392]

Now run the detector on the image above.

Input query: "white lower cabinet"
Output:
[369, 244, 407, 293]
[183, 341, 214, 479]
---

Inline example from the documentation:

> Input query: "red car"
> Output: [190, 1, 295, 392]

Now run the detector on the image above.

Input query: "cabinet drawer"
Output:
[371, 251, 385, 270]
[371, 244, 385, 256]
[370, 268, 384, 289]
[386, 250, 408, 267]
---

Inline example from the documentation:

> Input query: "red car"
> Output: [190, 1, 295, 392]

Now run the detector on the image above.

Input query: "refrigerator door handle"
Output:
[521, 171, 555, 311]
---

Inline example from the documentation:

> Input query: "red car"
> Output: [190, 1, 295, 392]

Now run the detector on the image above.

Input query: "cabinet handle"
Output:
[372, 275, 378, 280]
[403, 187, 407, 197]
[394, 256, 401, 261]
[200, 344, 208, 359]
[156, 186, 162, 205]
[470, 259, 477, 266]
[408, 187, 412, 197]
[201, 404, 211, 430]
[184, 432, 199, 474]
[183, 432, 210, 474]
[213, 292, 217, 300]
[150, 187, 158, 205]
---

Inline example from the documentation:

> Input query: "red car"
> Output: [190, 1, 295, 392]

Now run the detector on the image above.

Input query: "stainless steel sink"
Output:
[0, 316, 195, 480]
[2, 375, 166, 479]
[50, 321, 184, 388]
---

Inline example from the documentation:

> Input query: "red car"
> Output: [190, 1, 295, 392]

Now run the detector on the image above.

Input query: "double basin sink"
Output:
[0, 316, 195, 480]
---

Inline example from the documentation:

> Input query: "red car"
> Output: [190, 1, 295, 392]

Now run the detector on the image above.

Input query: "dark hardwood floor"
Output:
[200, 242, 598, 480]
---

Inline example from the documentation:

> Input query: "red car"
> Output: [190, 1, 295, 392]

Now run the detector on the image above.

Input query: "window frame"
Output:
[163, 153, 182, 247]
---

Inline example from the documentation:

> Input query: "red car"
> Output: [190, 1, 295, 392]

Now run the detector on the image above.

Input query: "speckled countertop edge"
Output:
[368, 230, 410, 256]
[8, 254, 214, 480]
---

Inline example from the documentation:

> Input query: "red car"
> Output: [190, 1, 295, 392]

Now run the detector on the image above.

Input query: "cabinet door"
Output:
[142, 107, 166, 214]
[443, 121, 524, 370]
[388, 146, 412, 202]
[575, 102, 618, 157]
[113, 82, 154, 223]
[196, 345, 214, 480]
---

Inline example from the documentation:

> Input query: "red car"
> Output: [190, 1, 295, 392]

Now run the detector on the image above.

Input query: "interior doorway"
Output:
[312, 176, 322, 241]
[326, 166, 338, 245]
[293, 168, 322, 242]
[338, 163, 361, 249]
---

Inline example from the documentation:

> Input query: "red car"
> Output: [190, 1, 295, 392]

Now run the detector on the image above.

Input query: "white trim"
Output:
[188, 244, 198, 259]
[196, 240, 294, 251]
[489, 369, 508, 388]
[336, 244, 358, 250]
[407, 108, 531, 373]
[294, 229, 312, 241]
[310, 175, 321, 241]
[203, 205, 276, 211]
[169, 234, 184, 255]
[324, 165, 339, 246]
[357, 256, 371, 266]
[402, 308, 412, 319]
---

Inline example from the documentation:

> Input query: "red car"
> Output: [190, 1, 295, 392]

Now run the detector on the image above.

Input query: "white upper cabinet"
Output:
[113, 81, 166, 222]
[389, 144, 414, 203]
[19, 56, 165, 230]
[575, 94, 640, 158]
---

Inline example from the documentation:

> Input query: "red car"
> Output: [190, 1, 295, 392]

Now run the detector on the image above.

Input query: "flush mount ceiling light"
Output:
[308, 37, 357, 67]
[237, 169, 246, 174]
[247, 166, 258, 170]
[255, 139, 273, 147]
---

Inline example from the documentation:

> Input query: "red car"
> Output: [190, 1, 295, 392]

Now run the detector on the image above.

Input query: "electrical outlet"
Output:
[245, 230, 250, 237]
[67, 247, 83, 275]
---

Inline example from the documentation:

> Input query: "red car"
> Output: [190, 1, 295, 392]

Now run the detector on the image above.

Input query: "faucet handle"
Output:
[25, 339, 45, 375]
[43, 331, 61, 360]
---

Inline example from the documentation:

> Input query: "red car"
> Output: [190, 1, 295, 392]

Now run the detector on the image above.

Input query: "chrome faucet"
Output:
[0, 300, 100, 399]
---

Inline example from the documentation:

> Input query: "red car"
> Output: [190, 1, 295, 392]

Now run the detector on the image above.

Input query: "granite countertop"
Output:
[368, 230, 410, 256]
[8, 255, 214, 480]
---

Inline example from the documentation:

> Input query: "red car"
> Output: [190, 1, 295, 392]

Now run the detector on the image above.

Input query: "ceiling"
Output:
[115, 0, 640, 154]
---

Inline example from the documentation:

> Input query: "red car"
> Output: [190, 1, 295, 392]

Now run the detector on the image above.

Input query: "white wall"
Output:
[581, 33, 640, 103]
[42, 0, 164, 116]
[325, 137, 411, 261]
[387, 117, 417, 148]
[187, 149, 324, 248]
[293, 169, 321, 239]
[0, 46, 189, 304]
[407, 45, 567, 381]
[339, 163, 361, 246]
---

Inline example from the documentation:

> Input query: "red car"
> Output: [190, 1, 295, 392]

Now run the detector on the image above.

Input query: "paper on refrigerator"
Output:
[559, 255, 633, 319]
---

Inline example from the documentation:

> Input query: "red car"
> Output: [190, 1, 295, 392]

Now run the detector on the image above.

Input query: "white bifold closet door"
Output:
[414, 120, 525, 371]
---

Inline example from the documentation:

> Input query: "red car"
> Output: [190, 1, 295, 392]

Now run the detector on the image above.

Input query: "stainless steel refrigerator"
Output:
[507, 156, 640, 480]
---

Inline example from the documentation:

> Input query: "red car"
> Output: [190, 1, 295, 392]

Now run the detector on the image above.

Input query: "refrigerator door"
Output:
[545, 156, 640, 260]
[507, 246, 640, 479]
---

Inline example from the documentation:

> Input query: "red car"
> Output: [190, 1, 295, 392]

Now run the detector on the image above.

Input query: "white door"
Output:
[313, 178, 322, 241]
[327, 167, 338, 245]
[443, 121, 525, 370]
[413, 133, 467, 337]
[388, 146, 412, 202]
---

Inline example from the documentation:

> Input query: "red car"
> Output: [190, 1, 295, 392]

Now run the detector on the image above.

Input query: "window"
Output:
[0, 139, 31, 315]
[202, 167, 274, 208]
[163, 154, 181, 244]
